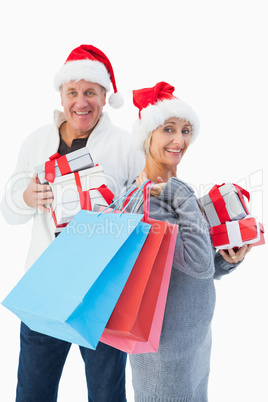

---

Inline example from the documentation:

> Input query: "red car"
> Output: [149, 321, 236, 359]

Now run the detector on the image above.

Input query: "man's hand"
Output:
[23, 174, 53, 213]
[136, 171, 166, 197]
[219, 244, 253, 264]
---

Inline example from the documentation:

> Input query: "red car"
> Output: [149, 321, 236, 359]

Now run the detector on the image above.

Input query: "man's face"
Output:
[60, 80, 106, 138]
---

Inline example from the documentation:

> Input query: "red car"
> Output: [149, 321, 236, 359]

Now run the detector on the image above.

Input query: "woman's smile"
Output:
[165, 147, 183, 154]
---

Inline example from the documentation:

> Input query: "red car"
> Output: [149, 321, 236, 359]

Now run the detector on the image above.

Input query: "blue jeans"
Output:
[16, 323, 127, 402]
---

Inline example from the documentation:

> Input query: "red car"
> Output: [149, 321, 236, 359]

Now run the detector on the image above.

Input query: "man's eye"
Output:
[86, 91, 94, 96]
[68, 91, 76, 96]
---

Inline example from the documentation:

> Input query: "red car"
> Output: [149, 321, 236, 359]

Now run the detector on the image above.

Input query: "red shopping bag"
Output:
[100, 221, 178, 353]
[100, 182, 178, 353]
[102, 217, 168, 341]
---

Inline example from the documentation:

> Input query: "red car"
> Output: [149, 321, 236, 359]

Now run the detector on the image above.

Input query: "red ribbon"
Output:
[208, 185, 231, 224]
[74, 172, 114, 211]
[45, 153, 71, 183]
[208, 183, 250, 224]
[51, 171, 114, 228]
[232, 184, 250, 214]
[50, 205, 68, 229]
[210, 217, 257, 247]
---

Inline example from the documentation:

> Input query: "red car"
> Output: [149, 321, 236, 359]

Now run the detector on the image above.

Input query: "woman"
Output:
[129, 82, 251, 402]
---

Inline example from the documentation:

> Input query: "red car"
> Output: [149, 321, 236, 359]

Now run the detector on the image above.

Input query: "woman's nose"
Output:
[173, 131, 184, 146]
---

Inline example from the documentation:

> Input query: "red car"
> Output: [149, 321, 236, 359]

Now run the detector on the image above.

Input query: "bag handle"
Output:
[143, 181, 153, 222]
[126, 180, 151, 215]
[121, 187, 140, 211]
[97, 180, 152, 218]
[98, 186, 139, 216]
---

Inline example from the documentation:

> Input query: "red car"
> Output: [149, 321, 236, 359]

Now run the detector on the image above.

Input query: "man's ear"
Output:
[103, 90, 107, 107]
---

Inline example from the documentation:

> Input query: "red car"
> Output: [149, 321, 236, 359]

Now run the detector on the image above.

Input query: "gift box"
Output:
[50, 165, 114, 227]
[199, 183, 250, 226]
[35, 147, 94, 184]
[210, 216, 265, 249]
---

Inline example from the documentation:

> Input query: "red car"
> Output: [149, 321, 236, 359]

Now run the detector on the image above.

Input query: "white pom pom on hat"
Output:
[132, 81, 200, 151]
[108, 91, 124, 109]
[54, 44, 123, 108]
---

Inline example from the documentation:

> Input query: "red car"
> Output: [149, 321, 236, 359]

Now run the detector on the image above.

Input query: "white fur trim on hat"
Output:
[54, 59, 111, 91]
[133, 98, 200, 152]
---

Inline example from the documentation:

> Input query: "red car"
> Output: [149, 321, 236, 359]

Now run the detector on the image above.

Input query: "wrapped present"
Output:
[199, 183, 250, 226]
[210, 216, 265, 249]
[35, 147, 94, 184]
[50, 165, 114, 228]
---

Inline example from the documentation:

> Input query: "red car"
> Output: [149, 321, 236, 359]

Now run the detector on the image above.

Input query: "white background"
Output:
[0, 1, 267, 401]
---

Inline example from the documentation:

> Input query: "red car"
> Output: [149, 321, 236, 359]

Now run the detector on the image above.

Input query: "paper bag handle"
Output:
[143, 181, 153, 223]
[97, 179, 152, 217]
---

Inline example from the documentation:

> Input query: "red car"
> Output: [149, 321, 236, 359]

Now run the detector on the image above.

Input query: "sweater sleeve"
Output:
[1, 138, 36, 225]
[159, 177, 215, 279]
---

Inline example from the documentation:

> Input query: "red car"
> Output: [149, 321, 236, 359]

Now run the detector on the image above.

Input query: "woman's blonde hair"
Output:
[143, 131, 153, 156]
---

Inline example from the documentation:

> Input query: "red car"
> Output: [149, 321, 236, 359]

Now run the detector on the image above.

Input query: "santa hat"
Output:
[133, 81, 200, 151]
[54, 44, 123, 109]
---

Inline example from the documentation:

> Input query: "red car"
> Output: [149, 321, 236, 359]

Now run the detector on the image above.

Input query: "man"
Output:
[1, 44, 144, 402]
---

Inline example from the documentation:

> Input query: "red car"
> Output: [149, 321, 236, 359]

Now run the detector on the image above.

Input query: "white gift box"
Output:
[35, 147, 94, 184]
[199, 183, 249, 227]
[51, 165, 112, 226]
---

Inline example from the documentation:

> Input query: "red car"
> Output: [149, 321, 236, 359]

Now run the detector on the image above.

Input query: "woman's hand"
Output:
[23, 174, 54, 213]
[219, 244, 253, 264]
[136, 171, 166, 197]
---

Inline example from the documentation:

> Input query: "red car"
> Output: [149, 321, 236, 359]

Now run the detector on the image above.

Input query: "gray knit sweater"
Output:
[129, 177, 238, 402]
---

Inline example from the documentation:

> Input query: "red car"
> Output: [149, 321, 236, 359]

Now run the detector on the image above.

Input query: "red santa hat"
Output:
[132, 81, 200, 151]
[54, 44, 123, 109]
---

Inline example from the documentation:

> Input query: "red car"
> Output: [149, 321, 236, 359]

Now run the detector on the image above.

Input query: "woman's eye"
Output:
[182, 128, 191, 135]
[164, 127, 172, 133]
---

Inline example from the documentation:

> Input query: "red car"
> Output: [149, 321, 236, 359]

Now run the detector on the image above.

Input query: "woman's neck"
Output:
[143, 157, 177, 183]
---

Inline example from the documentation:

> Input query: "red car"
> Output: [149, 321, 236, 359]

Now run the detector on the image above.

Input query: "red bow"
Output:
[74, 172, 114, 211]
[208, 183, 250, 224]
[45, 153, 71, 183]
[51, 171, 114, 228]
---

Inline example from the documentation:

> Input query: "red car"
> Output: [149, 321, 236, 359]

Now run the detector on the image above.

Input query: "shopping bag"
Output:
[2, 209, 151, 349]
[100, 182, 178, 353]
[132, 222, 178, 354]
[102, 216, 168, 341]
[101, 221, 178, 353]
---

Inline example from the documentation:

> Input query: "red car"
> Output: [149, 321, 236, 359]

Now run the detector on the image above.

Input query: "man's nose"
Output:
[76, 95, 88, 108]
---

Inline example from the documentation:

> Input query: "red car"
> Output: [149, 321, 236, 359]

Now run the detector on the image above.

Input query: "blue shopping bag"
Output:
[2, 210, 150, 349]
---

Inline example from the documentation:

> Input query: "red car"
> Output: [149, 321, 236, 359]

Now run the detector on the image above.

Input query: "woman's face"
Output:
[149, 117, 192, 167]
